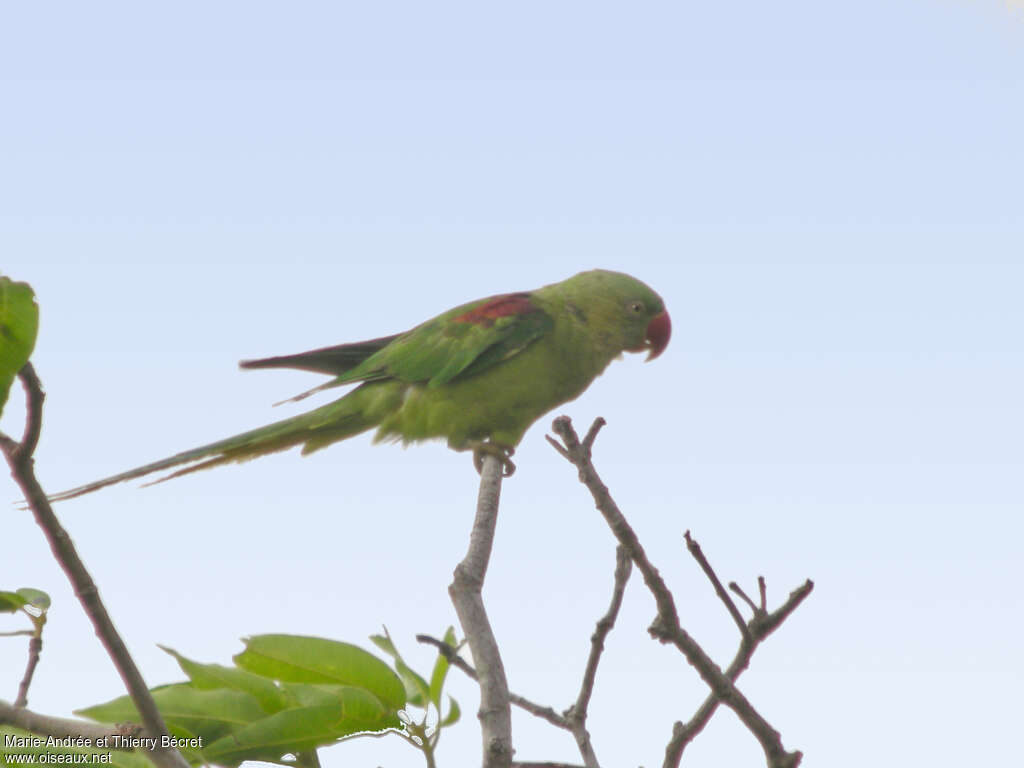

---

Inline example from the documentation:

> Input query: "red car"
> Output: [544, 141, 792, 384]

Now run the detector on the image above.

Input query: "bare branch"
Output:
[448, 454, 513, 768]
[544, 434, 570, 460]
[563, 545, 631, 768]
[581, 417, 606, 451]
[548, 415, 803, 768]
[0, 700, 140, 745]
[416, 635, 568, 729]
[423, 542, 634, 768]
[14, 636, 42, 707]
[664, 579, 814, 767]
[1, 365, 190, 768]
[684, 531, 749, 640]
[729, 581, 761, 615]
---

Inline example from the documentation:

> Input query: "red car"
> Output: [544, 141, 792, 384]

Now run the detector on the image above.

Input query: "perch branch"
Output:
[1, 365, 190, 768]
[548, 415, 803, 768]
[448, 453, 513, 768]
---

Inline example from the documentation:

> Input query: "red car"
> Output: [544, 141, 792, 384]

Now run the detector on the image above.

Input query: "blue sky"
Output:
[2, 2, 1023, 767]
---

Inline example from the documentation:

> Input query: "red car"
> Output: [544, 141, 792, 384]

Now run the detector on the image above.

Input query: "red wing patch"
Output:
[453, 293, 537, 327]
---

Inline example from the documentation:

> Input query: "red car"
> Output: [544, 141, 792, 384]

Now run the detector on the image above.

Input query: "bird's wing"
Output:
[336, 292, 555, 389]
[239, 333, 401, 375]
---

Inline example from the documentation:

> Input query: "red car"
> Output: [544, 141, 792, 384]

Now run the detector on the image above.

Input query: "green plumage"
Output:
[51, 269, 670, 501]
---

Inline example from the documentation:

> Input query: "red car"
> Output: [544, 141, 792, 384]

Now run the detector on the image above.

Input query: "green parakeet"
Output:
[51, 269, 670, 500]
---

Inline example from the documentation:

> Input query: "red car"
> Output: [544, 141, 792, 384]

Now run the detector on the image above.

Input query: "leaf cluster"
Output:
[63, 632, 460, 767]
[74, 635, 402, 766]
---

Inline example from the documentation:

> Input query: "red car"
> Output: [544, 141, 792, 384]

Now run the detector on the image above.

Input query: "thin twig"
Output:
[563, 545, 631, 768]
[14, 636, 42, 707]
[1, 365, 189, 768]
[548, 415, 803, 768]
[684, 531, 750, 640]
[581, 417, 606, 451]
[544, 434, 570, 460]
[448, 454, 513, 768]
[416, 634, 567, 729]
[0, 700, 141, 745]
[729, 581, 761, 615]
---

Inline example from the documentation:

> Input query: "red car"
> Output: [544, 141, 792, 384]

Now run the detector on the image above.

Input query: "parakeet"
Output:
[51, 269, 670, 501]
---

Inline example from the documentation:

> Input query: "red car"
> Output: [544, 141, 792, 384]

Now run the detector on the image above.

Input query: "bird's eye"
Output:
[629, 301, 644, 313]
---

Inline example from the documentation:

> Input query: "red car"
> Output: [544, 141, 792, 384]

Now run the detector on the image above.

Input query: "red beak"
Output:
[645, 310, 671, 361]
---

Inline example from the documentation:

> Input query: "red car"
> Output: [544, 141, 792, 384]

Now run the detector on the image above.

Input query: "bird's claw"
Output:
[469, 442, 516, 477]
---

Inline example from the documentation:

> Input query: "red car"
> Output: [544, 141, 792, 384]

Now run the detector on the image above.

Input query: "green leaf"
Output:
[234, 634, 405, 710]
[369, 631, 398, 658]
[428, 626, 458, 708]
[160, 645, 289, 714]
[0, 276, 38, 416]
[76, 684, 267, 746]
[202, 685, 398, 766]
[0, 591, 27, 613]
[370, 627, 430, 707]
[16, 588, 50, 610]
[440, 694, 461, 727]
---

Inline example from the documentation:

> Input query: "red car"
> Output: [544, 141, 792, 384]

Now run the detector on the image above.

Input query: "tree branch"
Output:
[416, 634, 568, 729]
[0, 700, 140, 745]
[548, 415, 803, 768]
[423, 543, 632, 768]
[1, 365, 189, 768]
[448, 453, 513, 768]
[683, 531, 749, 639]
[664, 541, 814, 767]
[562, 545, 631, 768]
[15, 635, 42, 707]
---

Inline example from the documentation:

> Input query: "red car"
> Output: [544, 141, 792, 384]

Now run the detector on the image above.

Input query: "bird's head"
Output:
[565, 269, 671, 361]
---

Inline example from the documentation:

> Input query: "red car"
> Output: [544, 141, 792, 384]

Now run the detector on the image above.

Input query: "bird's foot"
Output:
[466, 441, 516, 477]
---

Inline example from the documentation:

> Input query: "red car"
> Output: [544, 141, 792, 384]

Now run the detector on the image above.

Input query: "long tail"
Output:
[48, 387, 381, 503]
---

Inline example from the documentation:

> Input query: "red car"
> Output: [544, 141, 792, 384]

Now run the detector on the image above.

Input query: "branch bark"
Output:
[448, 453, 513, 768]
[1, 365, 190, 768]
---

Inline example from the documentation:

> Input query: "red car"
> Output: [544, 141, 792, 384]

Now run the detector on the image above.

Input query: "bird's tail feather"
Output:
[48, 393, 376, 503]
